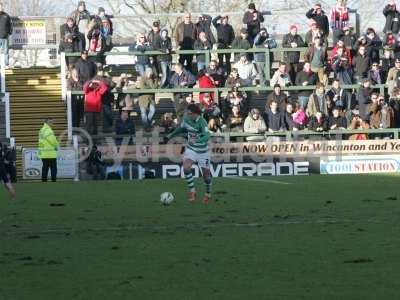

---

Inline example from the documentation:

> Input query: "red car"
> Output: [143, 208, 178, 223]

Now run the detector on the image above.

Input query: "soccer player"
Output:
[0, 142, 15, 199]
[166, 104, 212, 203]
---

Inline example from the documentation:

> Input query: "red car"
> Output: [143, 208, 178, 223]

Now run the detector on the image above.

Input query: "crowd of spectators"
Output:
[62, 0, 400, 138]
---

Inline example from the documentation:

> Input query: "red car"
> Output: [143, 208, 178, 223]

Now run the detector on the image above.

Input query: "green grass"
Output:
[1, 175, 400, 300]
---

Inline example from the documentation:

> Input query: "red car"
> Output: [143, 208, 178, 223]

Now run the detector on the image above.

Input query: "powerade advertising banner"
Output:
[320, 155, 400, 175]
[23, 148, 77, 179]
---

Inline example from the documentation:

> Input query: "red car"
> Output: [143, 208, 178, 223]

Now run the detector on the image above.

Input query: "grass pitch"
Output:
[1, 175, 400, 300]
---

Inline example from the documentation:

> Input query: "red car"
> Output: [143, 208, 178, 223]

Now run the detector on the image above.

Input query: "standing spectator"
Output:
[233, 54, 258, 86]
[196, 14, 215, 45]
[264, 101, 285, 133]
[93, 7, 113, 52]
[368, 62, 384, 85]
[231, 28, 251, 62]
[305, 20, 327, 47]
[308, 111, 328, 132]
[331, 47, 354, 85]
[304, 37, 328, 84]
[329, 0, 350, 44]
[201, 93, 221, 121]
[328, 107, 347, 130]
[175, 13, 197, 71]
[115, 109, 135, 145]
[87, 20, 107, 64]
[386, 57, 400, 97]
[129, 33, 152, 77]
[225, 68, 244, 88]
[365, 28, 382, 63]
[352, 45, 371, 83]
[357, 79, 373, 121]
[244, 108, 266, 141]
[75, 50, 97, 84]
[153, 29, 172, 87]
[382, 46, 395, 82]
[254, 28, 277, 85]
[70, 1, 91, 50]
[267, 84, 288, 112]
[348, 112, 370, 140]
[341, 25, 358, 55]
[283, 103, 297, 131]
[212, 15, 235, 73]
[38, 118, 59, 183]
[138, 69, 159, 129]
[83, 79, 108, 135]
[0, 3, 12, 66]
[197, 70, 217, 107]
[326, 79, 351, 115]
[194, 32, 212, 72]
[390, 87, 400, 127]
[270, 62, 291, 91]
[59, 17, 83, 67]
[242, 3, 264, 45]
[147, 21, 161, 75]
[67, 68, 84, 128]
[295, 62, 317, 109]
[306, 3, 330, 37]
[383, 0, 400, 34]
[282, 25, 305, 83]
[205, 60, 225, 87]
[307, 83, 329, 117]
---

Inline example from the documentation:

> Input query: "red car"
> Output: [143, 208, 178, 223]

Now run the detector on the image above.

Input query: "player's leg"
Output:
[1, 166, 15, 199]
[182, 158, 196, 202]
[198, 153, 212, 204]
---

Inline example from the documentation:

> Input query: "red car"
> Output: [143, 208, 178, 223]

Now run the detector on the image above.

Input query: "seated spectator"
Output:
[225, 68, 244, 88]
[264, 101, 285, 133]
[227, 105, 244, 132]
[233, 54, 258, 86]
[231, 28, 251, 62]
[194, 31, 212, 72]
[153, 29, 172, 87]
[369, 95, 394, 129]
[267, 84, 288, 112]
[83, 79, 108, 135]
[175, 93, 195, 121]
[129, 33, 152, 76]
[331, 47, 354, 85]
[138, 69, 159, 129]
[282, 24, 305, 83]
[348, 114, 370, 140]
[208, 117, 223, 133]
[307, 82, 329, 117]
[200, 93, 221, 121]
[283, 103, 297, 131]
[59, 17, 83, 67]
[270, 62, 291, 92]
[328, 107, 347, 130]
[330, 40, 352, 65]
[253, 28, 277, 85]
[308, 111, 328, 132]
[222, 87, 247, 117]
[295, 62, 317, 109]
[304, 37, 327, 84]
[115, 108, 135, 145]
[169, 63, 196, 117]
[75, 50, 97, 85]
[67, 68, 84, 128]
[92, 7, 113, 52]
[292, 107, 308, 130]
[368, 62, 384, 84]
[159, 112, 176, 134]
[198, 70, 216, 104]
[244, 108, 267, 141]
[205, 60, 225, 86]
[326, 79, 351, 114]
[352, 45, 371, 83]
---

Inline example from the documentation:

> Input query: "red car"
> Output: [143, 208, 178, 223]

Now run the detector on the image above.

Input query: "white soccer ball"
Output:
[160, 192, 174, 205]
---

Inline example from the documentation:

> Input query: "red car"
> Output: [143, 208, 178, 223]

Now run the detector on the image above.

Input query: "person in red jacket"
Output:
[197, 69, 216, 104]
[83, 79, 108, 135]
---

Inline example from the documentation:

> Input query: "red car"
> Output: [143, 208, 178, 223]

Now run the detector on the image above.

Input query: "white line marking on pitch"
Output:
[227, 177, 292, 185]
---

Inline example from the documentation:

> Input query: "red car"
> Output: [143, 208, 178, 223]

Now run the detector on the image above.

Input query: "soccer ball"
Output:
[160, 192, 174, 205]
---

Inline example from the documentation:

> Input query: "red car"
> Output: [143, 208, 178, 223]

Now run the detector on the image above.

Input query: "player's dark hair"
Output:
[187, 104, 202, 115]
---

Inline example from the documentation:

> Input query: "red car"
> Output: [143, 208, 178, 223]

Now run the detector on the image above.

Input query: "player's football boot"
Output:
[187, 191, 196, 202]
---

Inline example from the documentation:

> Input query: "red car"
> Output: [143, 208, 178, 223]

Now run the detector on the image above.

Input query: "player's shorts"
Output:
[0, 163, 9, 184]
[183, 148, 211, 169]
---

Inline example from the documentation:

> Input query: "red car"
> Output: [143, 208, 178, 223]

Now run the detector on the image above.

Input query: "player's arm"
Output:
[165, 124, 187, 141]
[197, 118, 211, 144]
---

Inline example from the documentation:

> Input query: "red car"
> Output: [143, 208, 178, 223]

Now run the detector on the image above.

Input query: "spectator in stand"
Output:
[254, 28, 277, 85]
[357, 79, 373, 121]
[382, 46, 395, 81]
[83, 79, 108, 135]
[212, 15, 235, 73]
[75, 50, 97, 84]
[206, 60, 225, 87]
[282, 25, 305, 83]
[197, 69, 216, 105]
[138, 69, 159, 129]
[196, 14, 215, 45]
[129, 33, 152, 77]
[233, 53, 258, 86]
[225, 68, 244, 88]
[223, 87, 247, 116]
[329, 0, 350, 44]
[208, 117, 223, 133]
[175, 93, 195, 121]
[270, 62, 291, 92]
[308, 111, 328, 132]
[295, 62, 318, 109]
[330, 40, 352, 65]
[283, 103, 297, 131]
[87, 20, 107, 64]
[267, 84, 288, 112]
[304, 37, 328, 84]
[326, 79, 351, 117]
[231, 28, 251, 62]
[341, 25, 358, 55]
[389, 87, 400, 127]
[386, 57, 400, 97]
[147, 21, 161, 75]
[348, 111, 370, 140]
[352, 45, 371, 83]
[67, 68, 84, 128]
[159, 112, 176, 135]
[59, 18, 83, 68]
[292, 107, 308, 129]
[331, 47, 354, 85]
[380, 95, 395, 129]
[244, 108, 266, 141]
[306, 3, 330, 37]
[153, 29, 172, 87]
[93, 7, 113, 52]
[307, 82, 329, 117]
[368, 62, 384, 84]
[115, 108, 135, 145]
[175, 13, 197, 71]
[328, 106, 347, 130]
[364, 28, 382, 62]
[70, 1, 91, 50]
[200, 93, 221, 121]
[383, 0, 400, 35]
[369, 95, 394, 129]
[264, 100, 285, 133]
[305, 20, 327, 47]
[194, 32, 212, 72]
[242, 3, 264, 45]
[0, 3, 12, 66]
[227, 105, 244, 133]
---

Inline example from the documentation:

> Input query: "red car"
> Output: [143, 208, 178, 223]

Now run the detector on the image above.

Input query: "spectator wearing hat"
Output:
[307, 82, 329, 117]
[75, 50, 97, 84]
[59, 17, 83, 67]
[175, 13, 197, 72]
[270, 62, 291, 93]
[231, 28, 251, 62]
[194, 31, 213, 73]
[282, 25, 305, 84]
[295, 62, 318, 109]
[306, 3, 329, 37]
[329, 0, 350, 44]
[357, 79, 373, 121]
[0, 3, 12, 66]
[352, 45, 372, 83]
[212, 15, 235, 73]
[242, 3, 264, 45]
[254, 28, 277, 85]
[233, 53, 258, 86]
[153, 29, 173, 87]
[304, 37, 328, 84]
[115, 108, 135, 145]
[383, 0, 400, 34]
[69, 1, 92, 50]
[196, 14, 215, 45]
[129, 33, 152, 77]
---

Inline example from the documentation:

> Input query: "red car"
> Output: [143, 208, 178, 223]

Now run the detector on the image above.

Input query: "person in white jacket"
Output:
[233, 54, 258, 86]
[243, 108, 266, 141]
[270, 62, 292, 95]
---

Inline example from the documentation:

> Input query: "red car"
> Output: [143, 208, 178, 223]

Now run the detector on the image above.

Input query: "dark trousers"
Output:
[178, 54, 193, 72]
[42, 158, 57, 182]
[218, 53, 231, 74]
[287, 63, 299, 84]
[85, 112, 99, 136]
[72, 96, 84, 128]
